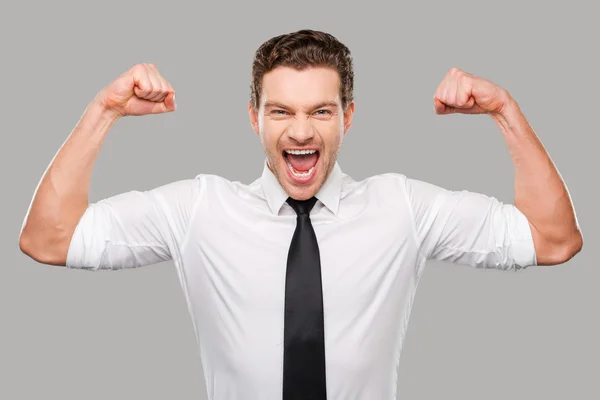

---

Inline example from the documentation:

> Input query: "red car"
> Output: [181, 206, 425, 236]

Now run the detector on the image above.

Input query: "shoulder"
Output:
[338, 172, 412, 211]
[153, 173, 241, 195]
[122, 173, 241, 216]
[190, 173, 261, 198]
[341, 171, 410, 195]
[340, 171, 454, 207]
[138, 172, 261, 206]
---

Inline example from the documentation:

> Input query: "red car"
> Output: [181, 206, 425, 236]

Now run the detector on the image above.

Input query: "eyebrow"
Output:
[264, 101, 338, 111]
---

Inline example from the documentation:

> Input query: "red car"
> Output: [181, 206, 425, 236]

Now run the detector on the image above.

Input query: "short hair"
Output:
[250, 29, 354, 111]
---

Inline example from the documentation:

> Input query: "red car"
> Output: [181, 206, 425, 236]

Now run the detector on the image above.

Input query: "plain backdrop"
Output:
[2, 1, 597, 399]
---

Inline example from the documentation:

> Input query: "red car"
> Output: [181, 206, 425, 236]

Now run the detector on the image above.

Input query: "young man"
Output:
[19, 29, 582, 399]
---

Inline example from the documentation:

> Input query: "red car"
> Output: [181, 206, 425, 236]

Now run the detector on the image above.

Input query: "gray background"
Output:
[2, 0, 597, 399]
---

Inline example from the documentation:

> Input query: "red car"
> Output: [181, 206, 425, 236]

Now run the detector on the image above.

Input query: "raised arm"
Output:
[19, 64, 176, 266]
[432, 68, 583, 265]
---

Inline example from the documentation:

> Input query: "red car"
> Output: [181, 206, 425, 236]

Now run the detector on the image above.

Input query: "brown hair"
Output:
[250, 29, 354, 111]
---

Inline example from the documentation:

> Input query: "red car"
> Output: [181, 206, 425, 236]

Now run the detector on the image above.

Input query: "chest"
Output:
[176, 199, 421, 381]
[180, 198, 419, 317]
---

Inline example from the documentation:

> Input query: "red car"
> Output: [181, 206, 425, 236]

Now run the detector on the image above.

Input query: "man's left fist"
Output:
[433, 68, 509, 115]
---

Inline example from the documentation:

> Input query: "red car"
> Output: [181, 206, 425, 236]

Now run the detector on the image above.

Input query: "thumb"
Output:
[463, 96, 475, 108]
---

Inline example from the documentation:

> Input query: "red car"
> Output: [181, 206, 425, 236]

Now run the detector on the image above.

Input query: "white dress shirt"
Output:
[67, 160, 537, 400]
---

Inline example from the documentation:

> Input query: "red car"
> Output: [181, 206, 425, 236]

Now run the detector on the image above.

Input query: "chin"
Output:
[284, 184, 321, 201]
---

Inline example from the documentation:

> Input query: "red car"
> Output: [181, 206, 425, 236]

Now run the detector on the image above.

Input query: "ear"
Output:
[248, 101, 259, 135]
[343, 101, 355, 135]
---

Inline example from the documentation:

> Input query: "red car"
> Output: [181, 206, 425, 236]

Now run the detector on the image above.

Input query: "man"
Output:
[19, 29, 582, 399]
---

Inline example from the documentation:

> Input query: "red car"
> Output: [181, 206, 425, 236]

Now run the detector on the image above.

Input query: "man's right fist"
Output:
[95, 63, 176, 117]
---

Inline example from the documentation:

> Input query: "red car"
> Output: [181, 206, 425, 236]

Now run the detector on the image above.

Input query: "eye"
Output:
[271, 109, 289, 115]
[312, 109, 333, 119]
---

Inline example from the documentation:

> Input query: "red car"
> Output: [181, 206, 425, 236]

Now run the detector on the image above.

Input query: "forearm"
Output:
[491, 95, 582, 261]
[19, 100, 119, 264]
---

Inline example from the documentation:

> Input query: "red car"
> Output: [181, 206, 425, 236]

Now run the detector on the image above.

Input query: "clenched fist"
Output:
[433, 68, 509, 115]
[95, 63, 176, 117]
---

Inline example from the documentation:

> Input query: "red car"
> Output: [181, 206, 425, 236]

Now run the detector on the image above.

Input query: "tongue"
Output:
[287, 153, 318, 172]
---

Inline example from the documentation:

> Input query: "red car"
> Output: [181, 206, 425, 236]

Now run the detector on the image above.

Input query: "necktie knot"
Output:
[286, 197, 318, 216]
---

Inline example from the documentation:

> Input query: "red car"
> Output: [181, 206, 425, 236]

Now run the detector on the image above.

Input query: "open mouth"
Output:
[282, 149, 320, 182]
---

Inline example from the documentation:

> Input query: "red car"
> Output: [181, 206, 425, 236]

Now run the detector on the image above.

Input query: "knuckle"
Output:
[140, 83, 153, 95]
[160, 77, 170, 88]
[133, 63, 146, 73]
[458, 74, 471, 88]
[131, 65, 147, 82]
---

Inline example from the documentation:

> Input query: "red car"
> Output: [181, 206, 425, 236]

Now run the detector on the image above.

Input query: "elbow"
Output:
[19, 230, 69, 266]
[563, 229, 583, 262]
[548, 229, 583, 265]
[529, 222, 583, 266]
[19, 230, 37, 259]
[19, 208, 86, 266]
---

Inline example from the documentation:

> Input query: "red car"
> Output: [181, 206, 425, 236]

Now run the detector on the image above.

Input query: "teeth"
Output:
[285, 149, 317, 155]
[285, 158, 315, 178]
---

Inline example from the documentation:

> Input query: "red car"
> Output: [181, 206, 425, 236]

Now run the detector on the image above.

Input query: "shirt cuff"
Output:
[509, 206, 538, 269]
[66, 203, 108, 270]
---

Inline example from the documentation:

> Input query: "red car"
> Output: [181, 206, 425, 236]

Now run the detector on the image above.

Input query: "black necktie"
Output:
[283, 196, 327, 400]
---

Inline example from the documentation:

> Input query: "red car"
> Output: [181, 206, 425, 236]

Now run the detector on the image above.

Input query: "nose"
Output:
[286, 117, 315, 144]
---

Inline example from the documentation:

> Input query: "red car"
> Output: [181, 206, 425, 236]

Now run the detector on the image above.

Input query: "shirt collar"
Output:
[260, 158, 343, 216]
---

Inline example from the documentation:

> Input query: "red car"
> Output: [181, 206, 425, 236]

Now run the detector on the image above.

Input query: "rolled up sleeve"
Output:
[66, 178, 201, 271]
[404, 177, 537, 271]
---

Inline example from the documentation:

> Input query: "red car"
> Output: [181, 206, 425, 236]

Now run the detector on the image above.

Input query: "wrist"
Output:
[489, 91, 532, 140]
[77, 99, 121, 140]
[495, 89, 518, 117]
[89, 96, 122, 124]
